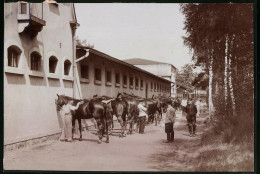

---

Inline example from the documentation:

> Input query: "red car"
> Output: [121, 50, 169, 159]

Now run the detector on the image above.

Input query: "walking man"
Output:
[165, 100, 176, 142]
[185, 98, 197, 137]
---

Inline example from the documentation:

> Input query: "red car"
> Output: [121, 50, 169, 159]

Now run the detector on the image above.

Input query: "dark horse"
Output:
[92, 94, 128, 137]
[122, 93, 161, 126]
[55, 94, 111, 144]
[120, 92, 139, 134]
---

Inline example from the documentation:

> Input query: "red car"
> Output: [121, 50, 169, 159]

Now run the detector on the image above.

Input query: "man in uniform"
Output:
[185, 98, 197, 137]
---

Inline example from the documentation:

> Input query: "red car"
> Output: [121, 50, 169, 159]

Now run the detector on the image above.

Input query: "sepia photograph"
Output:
[3, 0, 255, 172]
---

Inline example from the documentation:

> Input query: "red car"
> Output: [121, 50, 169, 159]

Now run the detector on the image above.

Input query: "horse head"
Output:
[116, 92, 122, 99]
[55, 94, 67, 111]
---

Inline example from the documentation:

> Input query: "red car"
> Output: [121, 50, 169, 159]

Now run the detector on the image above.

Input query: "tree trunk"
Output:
[224, 35, 229, 111]
[208, 55, 214, 119]
[228, 35, 236, 116]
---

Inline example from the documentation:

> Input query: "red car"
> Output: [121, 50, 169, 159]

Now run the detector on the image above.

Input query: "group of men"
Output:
[137, 97, 202, 143]
[163, 97, 202, 143]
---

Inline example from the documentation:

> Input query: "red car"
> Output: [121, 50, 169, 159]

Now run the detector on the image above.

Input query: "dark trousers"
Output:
[139, 116, 146, 133]
[167, 131, 174, 141]
[165, 122, 174, 141]
[187, 116, 196, 134]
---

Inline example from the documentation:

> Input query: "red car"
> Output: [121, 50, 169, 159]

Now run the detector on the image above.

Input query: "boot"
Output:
[171, 131, 174, 141]
[188, 125, 192, 136]
[167, 133, 170, 142]
[193, 124, 197, 134]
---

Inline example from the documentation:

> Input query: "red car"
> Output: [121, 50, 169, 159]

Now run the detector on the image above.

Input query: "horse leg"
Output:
[105, 120, 109, 143]
[91, 118, 97, 129]
[117, 116, 125, 137]
[111, 115, 114, 129]
[127, 113, 132, 134]
[96, 119, 103, 144]
[128, 120, 133, 134]
[78, 118, 82, 141]
[71, 116, 76, 140]
[155, 112, 158, 126]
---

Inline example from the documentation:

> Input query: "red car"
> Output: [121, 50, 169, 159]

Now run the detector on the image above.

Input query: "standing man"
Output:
[165, 100, 176, 142]
[138, 99, 148, 134]
[60, 100, 84, 142]
[185, 98, 197, 137]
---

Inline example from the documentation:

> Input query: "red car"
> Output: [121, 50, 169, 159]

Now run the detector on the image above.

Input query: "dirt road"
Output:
[4, 111, 207, 171]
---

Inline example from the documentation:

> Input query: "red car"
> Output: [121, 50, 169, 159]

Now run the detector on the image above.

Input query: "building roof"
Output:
[124, 58, 168, 65]
[76, 46, 172, 84]
[124, 58, 177, 70]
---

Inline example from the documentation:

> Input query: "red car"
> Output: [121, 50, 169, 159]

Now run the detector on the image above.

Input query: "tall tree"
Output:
[180, 3, 253, 124]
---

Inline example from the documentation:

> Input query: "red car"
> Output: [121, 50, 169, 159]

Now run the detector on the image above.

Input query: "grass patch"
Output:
[195, 121, 254, 172]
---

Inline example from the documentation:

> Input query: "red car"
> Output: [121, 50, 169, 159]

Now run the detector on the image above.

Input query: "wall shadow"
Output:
[48, 78, 60, 87]
[29, 76, 47, 86]
[63, 80, 73, 89]
[5, 73, 26, 85]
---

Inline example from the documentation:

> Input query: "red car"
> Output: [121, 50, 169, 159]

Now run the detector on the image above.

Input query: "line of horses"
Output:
[55, 92, 181, 144]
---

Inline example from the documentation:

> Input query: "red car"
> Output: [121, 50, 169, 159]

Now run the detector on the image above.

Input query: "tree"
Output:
[176, 63, 197, 93]
[76, 36, 94, 48]
[180, 3, 253, 141]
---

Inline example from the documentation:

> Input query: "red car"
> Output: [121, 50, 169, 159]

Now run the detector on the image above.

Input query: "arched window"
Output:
[49, 56, 58, 73]
[7, 46, 22, 67]
[30, 51, 41, 71]
[64, 60, 71, 75]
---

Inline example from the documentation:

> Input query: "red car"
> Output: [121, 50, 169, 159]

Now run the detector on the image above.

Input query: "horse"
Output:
[120, 92, 139, 134]
[122, 93, 162, 126]
[55, 94, 110, 144]
[143, 98, 159, 125]
[93, 94, 128, 137]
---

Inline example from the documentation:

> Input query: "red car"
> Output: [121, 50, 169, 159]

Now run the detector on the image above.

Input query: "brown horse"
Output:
[120, 92, 140, 134]
[122, 93, 162, 126]
[93, 94, 128, 137]
[55, 94, 110, 144]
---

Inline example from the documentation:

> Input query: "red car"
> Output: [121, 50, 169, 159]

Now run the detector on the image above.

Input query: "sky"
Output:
[75, 3, 193, 70]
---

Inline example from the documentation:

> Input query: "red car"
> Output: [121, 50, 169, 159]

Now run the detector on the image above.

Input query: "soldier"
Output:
[185, 98, 197, 137]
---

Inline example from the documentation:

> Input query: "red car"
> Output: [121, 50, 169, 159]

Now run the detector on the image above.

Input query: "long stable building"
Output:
[4, 2, 171, 145]
[75, 46, 171, 99]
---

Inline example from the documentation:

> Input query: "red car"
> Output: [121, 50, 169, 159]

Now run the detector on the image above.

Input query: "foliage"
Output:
[176, 63, 197, 92]
[76, 36, 94, 48]
[180, 3, 254, 142]
[192, 72, 208, 90]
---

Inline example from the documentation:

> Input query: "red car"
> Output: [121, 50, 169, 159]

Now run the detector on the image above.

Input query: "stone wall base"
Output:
[4, 133, 61, 152]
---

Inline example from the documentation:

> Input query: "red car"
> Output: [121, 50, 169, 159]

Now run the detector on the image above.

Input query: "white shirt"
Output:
[181, 99, 187, 107]
[60, 104, 77, 116]
[138, 103, 148, 119]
